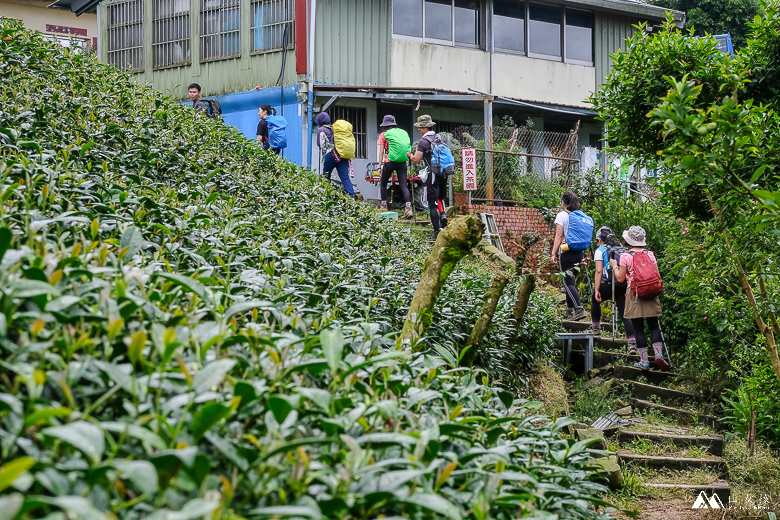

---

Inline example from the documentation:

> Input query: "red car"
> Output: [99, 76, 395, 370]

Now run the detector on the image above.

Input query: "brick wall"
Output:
[459, 204, 556, 273]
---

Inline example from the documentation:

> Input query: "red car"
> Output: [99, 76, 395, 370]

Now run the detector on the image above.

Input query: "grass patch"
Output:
[520, 361, 569, 418]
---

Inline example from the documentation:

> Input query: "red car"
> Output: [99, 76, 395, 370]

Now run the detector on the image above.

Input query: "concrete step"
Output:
[630, 380, 698, 406]
[563, 320, 616, 333]
[630, 398, 722, 431]
[619, 451, 727, 473]
[614, 365, 679, 386]
[643, 483, 730, 504]
[616, 430, 724, 456]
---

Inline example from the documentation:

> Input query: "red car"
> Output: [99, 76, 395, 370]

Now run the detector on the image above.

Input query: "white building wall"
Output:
[1, 1, 97, 46]
[390, 39, 596, 108]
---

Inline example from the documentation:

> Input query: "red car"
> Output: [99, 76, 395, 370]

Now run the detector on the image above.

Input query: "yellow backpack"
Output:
[332, 119, 356, 159]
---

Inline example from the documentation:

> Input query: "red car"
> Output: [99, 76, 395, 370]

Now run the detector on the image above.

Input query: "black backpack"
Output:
[202, 98, 222, 121]
[600, 245, 628, 289]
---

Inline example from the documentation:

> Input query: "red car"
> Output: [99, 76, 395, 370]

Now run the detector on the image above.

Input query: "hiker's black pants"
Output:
[591, 284, 635, 337]
[380, 161, 410, 204]
[426, 173, 446, 234]
[631, 317, 662, 350]
[559, 250, 583, 308]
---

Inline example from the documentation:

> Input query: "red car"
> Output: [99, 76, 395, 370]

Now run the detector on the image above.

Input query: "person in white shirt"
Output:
[550, 191, 586, 320]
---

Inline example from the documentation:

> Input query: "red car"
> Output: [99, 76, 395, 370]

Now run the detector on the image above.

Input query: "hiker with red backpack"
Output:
[551, 191, 593, 321]
[586, 226, 636, 352]
[610, 225, 669, 372]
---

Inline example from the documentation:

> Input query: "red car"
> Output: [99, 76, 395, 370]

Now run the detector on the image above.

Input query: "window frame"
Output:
[492, 0, 525, 55]
[563, 8, 594, 67]
[526, 2, 562, 62]
[152, 0, 191, 70]
[106, 0, 144, 73]
[392, 0, 482, 50]
[330, 106, 368, 160]
[250, 0, 295, 55]
[200, 0, 241, 62]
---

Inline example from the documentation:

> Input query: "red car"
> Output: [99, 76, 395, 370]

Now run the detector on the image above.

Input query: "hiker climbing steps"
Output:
[560, 319, 732, 505]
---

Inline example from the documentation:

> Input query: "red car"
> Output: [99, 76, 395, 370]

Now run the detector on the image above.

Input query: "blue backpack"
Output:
[425, 134, 455, 177]
[565, 210, 594, 252]
[266, 115, 288, 150]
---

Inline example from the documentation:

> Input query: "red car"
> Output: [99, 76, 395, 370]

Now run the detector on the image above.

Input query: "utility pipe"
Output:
[306, 0, 317, 169]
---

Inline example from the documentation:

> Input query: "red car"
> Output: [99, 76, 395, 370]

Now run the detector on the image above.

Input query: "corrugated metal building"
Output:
[94, 0, 683, 197]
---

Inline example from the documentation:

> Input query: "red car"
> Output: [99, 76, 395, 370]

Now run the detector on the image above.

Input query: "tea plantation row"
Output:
[0, 21, 610, 519]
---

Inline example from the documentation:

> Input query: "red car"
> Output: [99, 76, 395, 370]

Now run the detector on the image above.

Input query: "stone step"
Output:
[618, 451, 727, 473]
[643, 483, 730, 505]
[563, 320, 616, 333]
[630, 380, 699, 405]
[614, 365, 679, 385]
[616, 430, 724, 456]
[630, 398, 722, 431]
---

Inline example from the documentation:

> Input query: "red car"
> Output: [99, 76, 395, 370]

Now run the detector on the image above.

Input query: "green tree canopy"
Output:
[647, 0, 762, 49]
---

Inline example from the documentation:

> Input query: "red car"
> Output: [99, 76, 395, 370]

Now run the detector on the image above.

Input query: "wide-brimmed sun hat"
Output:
[413, 114, 436, 128]
[380, 115, 397, 127]
[623, 226, 647, 247]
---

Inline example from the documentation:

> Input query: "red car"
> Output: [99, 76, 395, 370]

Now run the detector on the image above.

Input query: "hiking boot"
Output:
[440, 215, 448, 229]
[627, 345, 638, 356]
[584, 326, 601, 337]
[634, 360, 650, 371]
[403, 206, 414, 220]
[571, 306, 587, 321]
[563, 308, 574, 320]
[379, 201, 388, 211]
[654, 356, 671, 372]
[427, 232, 439, 243]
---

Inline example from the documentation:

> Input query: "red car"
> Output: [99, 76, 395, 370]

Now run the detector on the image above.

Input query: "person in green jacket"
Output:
[377, 115, 413, 220]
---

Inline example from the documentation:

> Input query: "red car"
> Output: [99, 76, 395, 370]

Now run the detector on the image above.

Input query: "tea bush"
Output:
[0, 21, 611, 519]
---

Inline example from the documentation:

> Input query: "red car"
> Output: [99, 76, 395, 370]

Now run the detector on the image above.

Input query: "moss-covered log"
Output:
[511, 275, 536, 335]
[461, 272, 510, 367]
[401, 215, 484, 350]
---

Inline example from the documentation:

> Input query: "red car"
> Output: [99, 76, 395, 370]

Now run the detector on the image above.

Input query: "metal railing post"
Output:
[483, 98, 494, 205]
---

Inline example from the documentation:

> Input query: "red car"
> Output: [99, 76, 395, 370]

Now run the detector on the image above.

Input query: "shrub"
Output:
[0, 20, 611, 519]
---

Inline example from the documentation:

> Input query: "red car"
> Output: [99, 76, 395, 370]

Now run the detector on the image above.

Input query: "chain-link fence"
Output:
[435, 125, 581, 205]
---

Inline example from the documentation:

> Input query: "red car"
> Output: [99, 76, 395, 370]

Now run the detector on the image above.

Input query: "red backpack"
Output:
[630, 250, 663, 299]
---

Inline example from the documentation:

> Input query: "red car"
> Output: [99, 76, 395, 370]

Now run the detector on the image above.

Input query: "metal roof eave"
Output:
[313, 86, 597, 118]
[566, 0, 685, 26]
[48, 0, 100, 16]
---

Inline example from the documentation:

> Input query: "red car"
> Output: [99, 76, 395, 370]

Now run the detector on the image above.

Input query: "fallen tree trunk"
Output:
[461, 272, 510, 367]
[509, 234, 542, 339]
[401, 215, 484, 351]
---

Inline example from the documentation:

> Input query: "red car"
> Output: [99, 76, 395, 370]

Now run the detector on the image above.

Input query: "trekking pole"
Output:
[611, 269, 617, 339]
[659, 323, 672, 367]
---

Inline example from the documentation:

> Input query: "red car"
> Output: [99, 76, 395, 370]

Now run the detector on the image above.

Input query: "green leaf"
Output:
[223, 300, 271, 320]
[24, 407, 72, 427]
[247, 505, 322, 519]
[401, 493, 462, 520]
[127, 330, 147, 365]
[42, 421, 105, 465]
[115, 460, 159, 497]
[204, 432, 249, 472]
[120, 226, 146, 259]
[294, 387, 331, 411]
[320, 329, 343, 374]
[46, 295, 82, 313]
[192, 358, 236, 393]
[101, 421, 167, 450]
[0, 457, 35, 493]
[0, 493, 23, 519]
[12, 279, 59, 298]
[154, 272, 211, 304]
[191, 402, 232, 441]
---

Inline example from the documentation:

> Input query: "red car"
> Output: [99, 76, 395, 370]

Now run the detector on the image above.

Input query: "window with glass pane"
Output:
[424, 0, 451, 41]
[565, 9, 593, 63]
[529, 3, 560, 58]
[454, 0, 478, 45]
[251, 0, 294, 52]
[393, 0, 423, 37]
[107, 0, 144, 71]
[201, 0, 240, 61]
[493, 0, 524, 52]
[153, 0, 191, 68]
